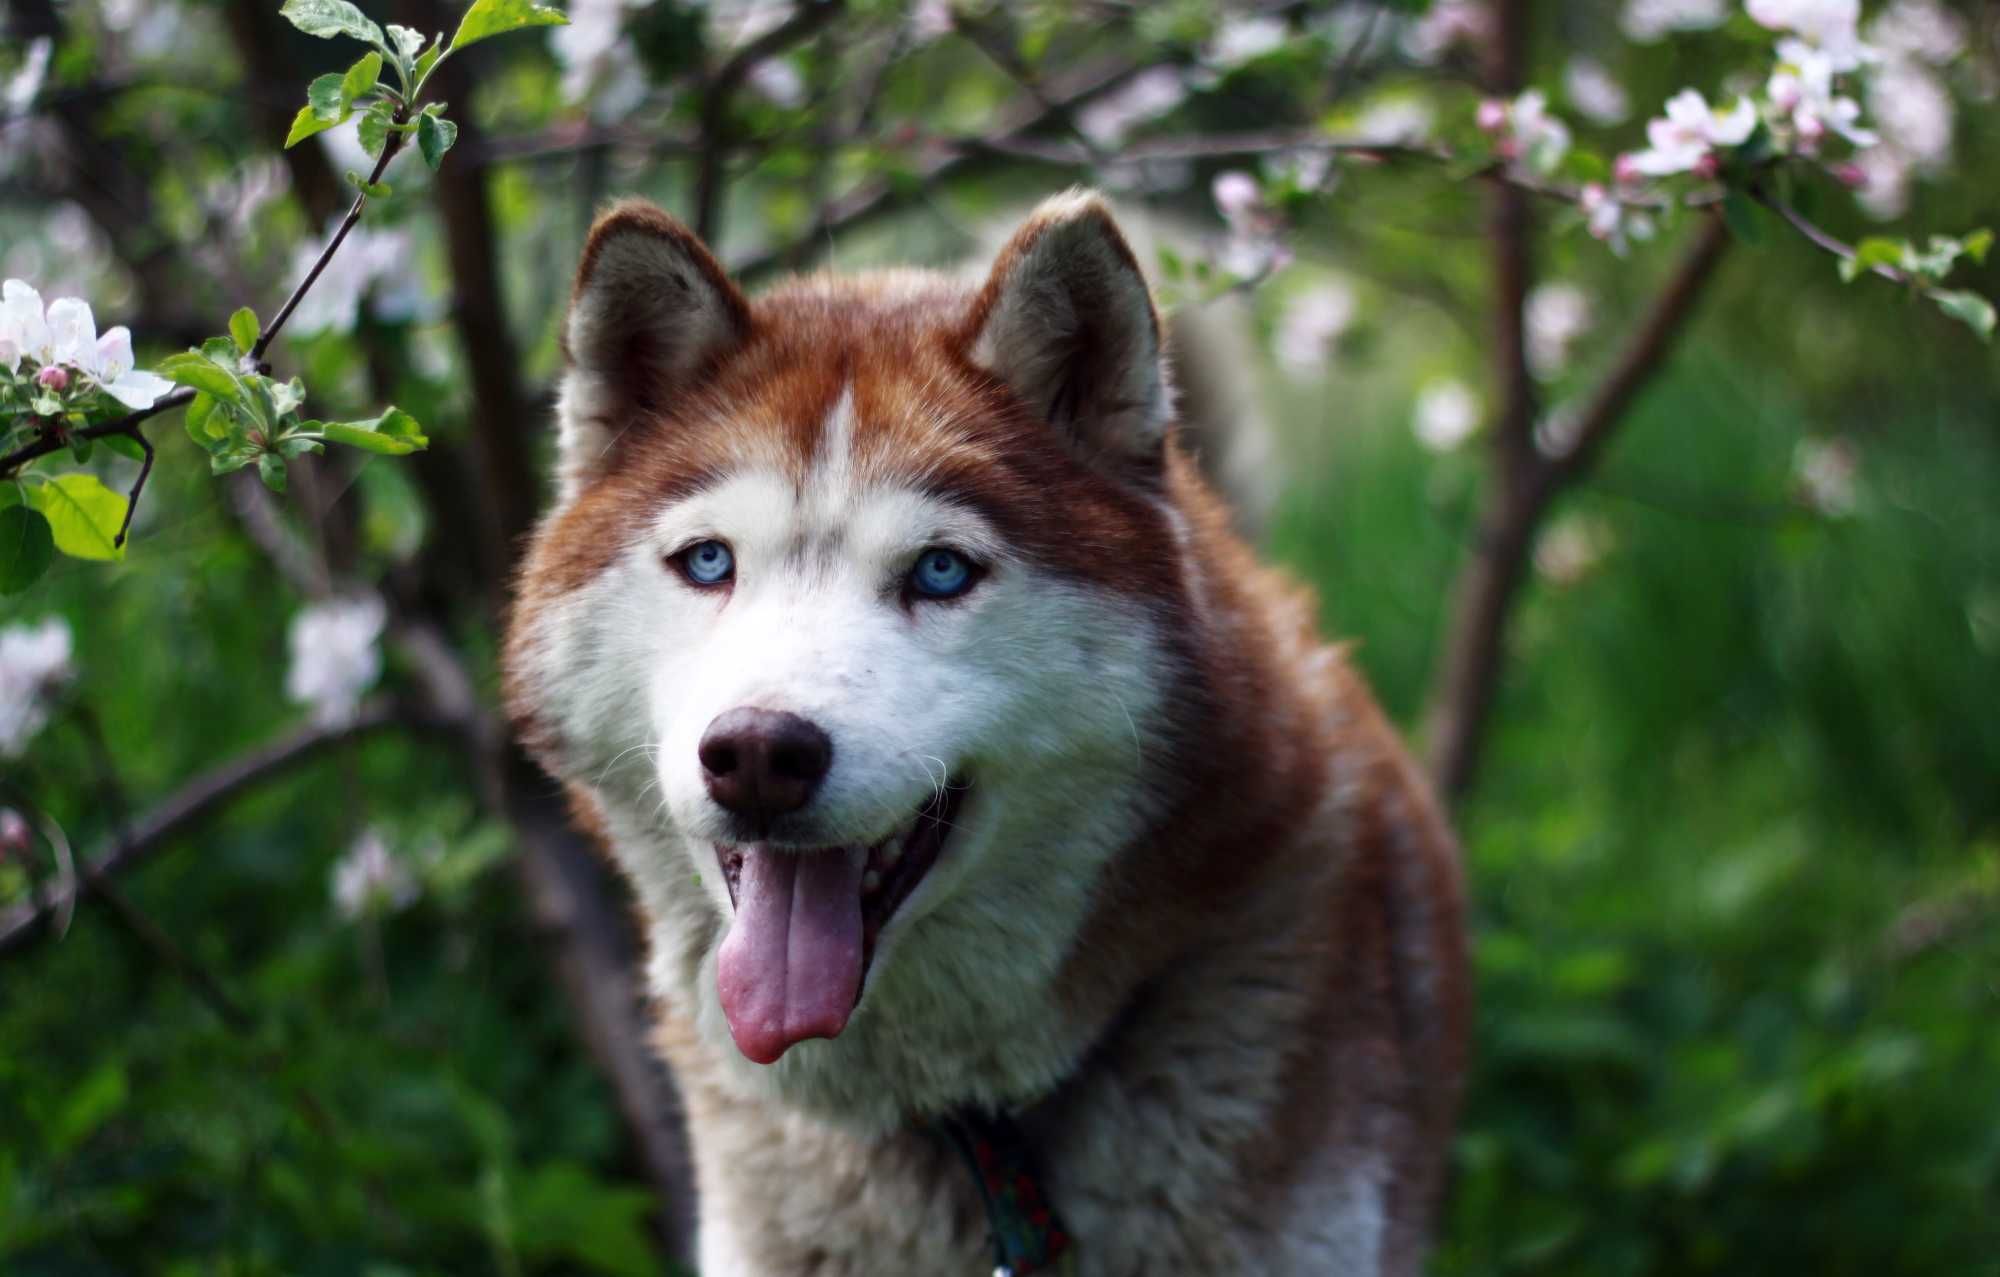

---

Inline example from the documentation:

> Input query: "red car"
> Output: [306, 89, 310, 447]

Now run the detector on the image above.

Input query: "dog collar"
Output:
[934, 1109, 1078, 1276]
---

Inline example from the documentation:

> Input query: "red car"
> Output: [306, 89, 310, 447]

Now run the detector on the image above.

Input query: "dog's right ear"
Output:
[555, 199, 751, 500]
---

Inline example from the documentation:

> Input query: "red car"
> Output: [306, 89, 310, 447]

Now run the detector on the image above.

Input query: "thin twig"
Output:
[252, 127, 407, 363]
[1753, 187, 1909, 284]
[112, 425, 154, 547]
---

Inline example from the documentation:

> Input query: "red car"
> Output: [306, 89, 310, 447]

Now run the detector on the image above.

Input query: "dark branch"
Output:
[253, 129, 408, 363]
[0, 701, 411, 956]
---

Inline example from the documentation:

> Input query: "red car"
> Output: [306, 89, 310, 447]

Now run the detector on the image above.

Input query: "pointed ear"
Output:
[966, 191, 1171, 475]
[554, 199, 751, 500]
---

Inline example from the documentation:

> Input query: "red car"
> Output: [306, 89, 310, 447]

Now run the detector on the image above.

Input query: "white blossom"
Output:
[0, 618, 73, 758]
[286, 596, 387, 727]
[1620, 0, 1727, 43]
[1413, 380, 1480, 453]
[1868, 61, 1953, 167]
[1867, 0, 1966, 67]
[1535, 515, 1615, 585]
[1501, 90, 1571, 174]
[1766, 40, 1877, 153]
[1628, 89, 1757, 176]
[1274, 281, 1358, 378]
[549, 0, 650, 116]
[1401, 1, 1488, 65]
[1526, 283, 1595, 380]
[1353, 96, 1435, 147]
[746, 58, 805, 109]
[1076, 67, 1188, 146]
[283, 226, 424, 338]
[1, 280, 173, 408]
[1792, 437, 1860, 517]
[1207, 15, 1288, 69]
[1748, 0, 1873, 71]
[1565, 58, 1632, 126]
[909, 0, 956, 42]
[1850, 141, 1914, 219]
[331, 829, 419, 922]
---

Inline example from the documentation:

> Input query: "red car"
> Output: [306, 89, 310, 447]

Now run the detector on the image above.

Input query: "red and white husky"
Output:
[505, 191, 1468, 1275]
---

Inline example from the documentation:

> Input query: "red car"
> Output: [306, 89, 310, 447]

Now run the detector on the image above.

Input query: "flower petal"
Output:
[45, 297, 99, 373]
[99, 369, 175, 410]
[1, 279, 49, 361]
[95, 325, 135, 380]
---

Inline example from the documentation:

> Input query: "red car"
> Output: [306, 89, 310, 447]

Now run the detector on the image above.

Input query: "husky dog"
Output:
[504, 191, 1469, 1275]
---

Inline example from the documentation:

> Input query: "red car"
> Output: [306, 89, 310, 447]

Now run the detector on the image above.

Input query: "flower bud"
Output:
[34, 364, 68, 392]
[1613, 153, 1644, 186]
[1692, 152, 1722, 181]
[1476, 99, 1509, 134]
[1831, 162, 1868, 189]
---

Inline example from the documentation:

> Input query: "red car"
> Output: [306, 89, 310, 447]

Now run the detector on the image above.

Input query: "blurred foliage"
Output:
[2, 0, 1997, 1272]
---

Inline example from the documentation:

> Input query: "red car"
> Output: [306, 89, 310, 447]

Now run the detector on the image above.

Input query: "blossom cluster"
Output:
[1, 280, 174, 415]
[285, 596, 388, 728]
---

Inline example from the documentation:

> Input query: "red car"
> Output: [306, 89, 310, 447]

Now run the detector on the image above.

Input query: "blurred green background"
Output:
[2, 1, 1997, 1273]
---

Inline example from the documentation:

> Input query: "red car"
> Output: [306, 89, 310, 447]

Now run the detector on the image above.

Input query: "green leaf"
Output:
[1841, 237, 1906, 283]
[414, 38, 443, 82]
[311, 406, 429, 455]
[277, 435, 326, 459]
[66, 435, 92, 464]
[1964, 228, 1994, 266]
[259, 453, 289, 494]
[357, 101, 395, 158]
[346, 169, 393, 199]
[1929, 289, 1996, 343]
[31, 473, 128, 562]
[417, 112, 458, 170]
[285, 104, 342, 148]
[228, 306, 261, 354]
[448, 0, 567, 52]
[307, 72, 350, 123]
[280, 0, 386, 47]
[0, 504, 54, 593]
[210, 447, 259, 476]
[341, 50, 383, 102]
[183, 392, 224, 447]
[1720, 191, 1764, 246]
[156, 352, 245, 406]
[99, 433, 146, 462]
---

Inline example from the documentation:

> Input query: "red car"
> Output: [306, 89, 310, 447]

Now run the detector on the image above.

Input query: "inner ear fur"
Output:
[966, 190, 1171, 474]
[554, 200, 750, 499]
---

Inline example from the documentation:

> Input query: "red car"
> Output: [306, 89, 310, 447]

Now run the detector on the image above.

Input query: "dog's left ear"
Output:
[967, 191, 1170, 473]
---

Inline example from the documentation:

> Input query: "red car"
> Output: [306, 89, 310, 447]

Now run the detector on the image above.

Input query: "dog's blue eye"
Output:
[909, 548, 975, 600]
[680, 540, 734, 586]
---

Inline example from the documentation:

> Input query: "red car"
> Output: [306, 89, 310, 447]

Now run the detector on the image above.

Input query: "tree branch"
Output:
[694, 0, 846, 243]
[0, 701, 410, 956]
[1423, 212, 1732, 804]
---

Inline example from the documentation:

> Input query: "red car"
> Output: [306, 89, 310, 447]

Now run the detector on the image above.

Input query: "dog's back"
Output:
[505, 190, 1468, 1275]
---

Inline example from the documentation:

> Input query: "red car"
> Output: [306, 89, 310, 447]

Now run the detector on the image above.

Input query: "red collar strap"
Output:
[933, 1109, 1077, 1276]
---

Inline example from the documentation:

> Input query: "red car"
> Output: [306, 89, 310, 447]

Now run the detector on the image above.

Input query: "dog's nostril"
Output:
[698, 739, 740, 778]
[699, 708, 834, 818]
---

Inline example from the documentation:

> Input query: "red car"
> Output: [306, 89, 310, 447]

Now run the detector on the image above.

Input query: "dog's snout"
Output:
[699, 708, 834, 819]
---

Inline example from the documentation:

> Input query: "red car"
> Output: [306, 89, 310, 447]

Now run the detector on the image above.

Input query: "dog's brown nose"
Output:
[699, 708, 833, 819]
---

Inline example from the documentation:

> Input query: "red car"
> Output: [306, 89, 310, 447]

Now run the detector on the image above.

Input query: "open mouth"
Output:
[713, 779, 969, 1064]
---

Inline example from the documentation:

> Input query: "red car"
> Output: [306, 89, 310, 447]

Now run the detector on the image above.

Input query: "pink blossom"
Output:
[1476, 98, 1509, 133]
[1580, 183, 1657, 256]
[34, 364, 66, 391]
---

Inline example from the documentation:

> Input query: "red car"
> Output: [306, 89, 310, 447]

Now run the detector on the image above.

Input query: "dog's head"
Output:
[505, 191, 1200, 1121]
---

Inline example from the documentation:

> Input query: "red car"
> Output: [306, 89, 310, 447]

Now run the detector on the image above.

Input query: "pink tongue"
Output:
[716, 844, 866, 1064]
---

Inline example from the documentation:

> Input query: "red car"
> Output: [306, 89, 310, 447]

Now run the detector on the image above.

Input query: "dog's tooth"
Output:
[862, 869, 882, 894]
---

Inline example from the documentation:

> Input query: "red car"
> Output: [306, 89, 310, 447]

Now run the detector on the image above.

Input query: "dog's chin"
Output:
[708, 779, 971, 1065]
